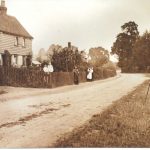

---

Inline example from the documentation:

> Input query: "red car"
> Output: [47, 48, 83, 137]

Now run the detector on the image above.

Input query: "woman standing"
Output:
[87, 67, 93, 81]
[73, 66, 79, 85]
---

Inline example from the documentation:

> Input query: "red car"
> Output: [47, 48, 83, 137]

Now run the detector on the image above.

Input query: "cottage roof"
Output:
[0, 1, 33, 39]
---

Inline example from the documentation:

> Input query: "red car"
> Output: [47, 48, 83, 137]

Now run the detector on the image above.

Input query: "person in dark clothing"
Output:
[73, 66, 79, 85]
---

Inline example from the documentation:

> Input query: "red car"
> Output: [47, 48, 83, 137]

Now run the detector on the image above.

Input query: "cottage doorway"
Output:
[2, 50, 11, 67]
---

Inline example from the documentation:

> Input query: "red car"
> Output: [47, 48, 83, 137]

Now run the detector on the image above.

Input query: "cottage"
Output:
[0, 0, 33, 67]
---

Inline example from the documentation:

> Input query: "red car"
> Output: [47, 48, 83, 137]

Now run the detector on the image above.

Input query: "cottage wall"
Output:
[0, 32, 32, 56]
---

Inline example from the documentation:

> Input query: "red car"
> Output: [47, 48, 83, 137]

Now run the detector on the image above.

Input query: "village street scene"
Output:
[0, 0, 150, 148]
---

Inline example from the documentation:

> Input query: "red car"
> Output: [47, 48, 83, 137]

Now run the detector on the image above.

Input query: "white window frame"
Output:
[22, 38, 26, 47]
[14, 37, 19, 46]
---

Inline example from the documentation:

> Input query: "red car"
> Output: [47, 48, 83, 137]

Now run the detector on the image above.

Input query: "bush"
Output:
[103, 61, 116, 71]
[93, 65, 116, 81]
[103, 68, 116, 78]
[93, 67, 104, 80]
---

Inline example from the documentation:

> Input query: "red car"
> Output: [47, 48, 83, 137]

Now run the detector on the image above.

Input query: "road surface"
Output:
[0, 73, 149, 148]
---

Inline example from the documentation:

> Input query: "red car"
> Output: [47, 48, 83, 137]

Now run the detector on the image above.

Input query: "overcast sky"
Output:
[6, 0, 150, 57]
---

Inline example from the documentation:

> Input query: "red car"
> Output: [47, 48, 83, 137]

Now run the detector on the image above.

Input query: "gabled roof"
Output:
[0, 14, 33, 39]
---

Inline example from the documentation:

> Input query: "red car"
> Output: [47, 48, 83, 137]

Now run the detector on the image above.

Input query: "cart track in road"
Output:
[0, 73, 149, 148]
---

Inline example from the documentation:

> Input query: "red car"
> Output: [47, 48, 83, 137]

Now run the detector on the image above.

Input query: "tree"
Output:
[47, 44, 63, 61]
[36, 48, 49, 63]
[80, 51, 89, 62]
[133, 31, 150, 72]
[89, 47, 109, 67]
[111, 21, 139, 72]
[51, 46, 83, 72]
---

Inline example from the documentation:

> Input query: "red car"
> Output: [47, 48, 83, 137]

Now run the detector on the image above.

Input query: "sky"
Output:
[5, 0, 150, 61]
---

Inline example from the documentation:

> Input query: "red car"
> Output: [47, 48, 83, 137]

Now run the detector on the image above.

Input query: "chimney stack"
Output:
[1, 0, 5, 7]
[68, 42, 71, 49]
[0, 0, 7, 15]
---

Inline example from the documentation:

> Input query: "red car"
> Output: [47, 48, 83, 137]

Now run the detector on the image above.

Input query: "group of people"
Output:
[73, 66, 94, 85]
[43, 63, 54, 73]
[43, 64, 93, 85]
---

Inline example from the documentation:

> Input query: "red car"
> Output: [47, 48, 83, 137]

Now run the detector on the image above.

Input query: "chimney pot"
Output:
[68, 42, 71, 49]
[1, 0, 5, 7]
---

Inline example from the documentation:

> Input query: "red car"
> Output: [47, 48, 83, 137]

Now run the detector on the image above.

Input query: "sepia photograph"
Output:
[0, 0, 150, 148]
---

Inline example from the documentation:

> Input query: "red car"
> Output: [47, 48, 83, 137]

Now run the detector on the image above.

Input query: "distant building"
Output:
[0, 0, 33, 67]
[66, 42, 78, 52]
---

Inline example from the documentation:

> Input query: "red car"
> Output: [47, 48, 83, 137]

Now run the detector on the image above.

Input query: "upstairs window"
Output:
[22, 38, 26, 47]
[14, 37, 19, 46]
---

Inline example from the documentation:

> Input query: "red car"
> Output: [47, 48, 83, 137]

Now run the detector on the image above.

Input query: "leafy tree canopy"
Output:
[89, 47, 109, 67]
[111, 21, 139, 72]
[133, 31, 150, 71]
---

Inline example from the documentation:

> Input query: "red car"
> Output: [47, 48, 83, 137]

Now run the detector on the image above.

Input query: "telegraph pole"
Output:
[145, 82, 150, 103]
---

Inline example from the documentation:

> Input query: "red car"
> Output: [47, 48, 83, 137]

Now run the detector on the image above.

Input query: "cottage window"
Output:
[22, 38, 26, 47]
[14, 55, 18, 65]
[14, 37, 19, 46]
[0, 54, 3, 66]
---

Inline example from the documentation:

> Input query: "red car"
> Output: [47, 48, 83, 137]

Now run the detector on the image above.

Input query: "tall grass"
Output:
[54, 80, 150, 148]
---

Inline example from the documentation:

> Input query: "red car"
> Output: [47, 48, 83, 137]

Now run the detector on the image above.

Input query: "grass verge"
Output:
[54, 80, 150, 148]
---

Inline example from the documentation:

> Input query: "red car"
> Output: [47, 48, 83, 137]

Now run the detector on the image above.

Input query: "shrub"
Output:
[93, 63, 116, 81]
[93, 67, 104, 80]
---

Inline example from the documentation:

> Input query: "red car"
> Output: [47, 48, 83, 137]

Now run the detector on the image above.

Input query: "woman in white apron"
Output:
[87, 67, 93, 81]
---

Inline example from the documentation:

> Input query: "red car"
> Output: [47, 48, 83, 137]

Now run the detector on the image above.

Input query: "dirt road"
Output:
[0, 73, 148, 148]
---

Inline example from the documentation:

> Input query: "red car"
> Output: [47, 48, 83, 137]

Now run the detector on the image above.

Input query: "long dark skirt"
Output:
[74, 74, 79, 85]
